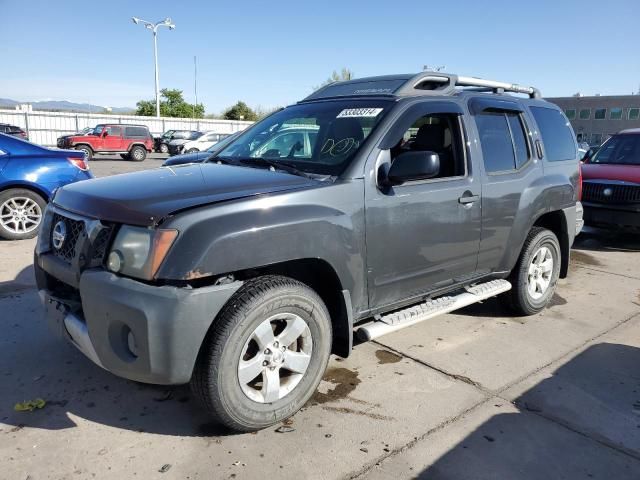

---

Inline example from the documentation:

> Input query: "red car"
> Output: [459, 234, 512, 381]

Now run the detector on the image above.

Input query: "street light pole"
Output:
[153, 30, 160, 118]
[132, 16, 175, 118]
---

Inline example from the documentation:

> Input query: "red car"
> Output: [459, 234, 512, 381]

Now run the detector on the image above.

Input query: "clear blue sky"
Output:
[1, 0, 638, 114]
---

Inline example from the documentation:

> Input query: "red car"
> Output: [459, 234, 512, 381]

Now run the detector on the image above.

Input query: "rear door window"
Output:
[530, 106, 576, 162]
[475, 113, 516, 173]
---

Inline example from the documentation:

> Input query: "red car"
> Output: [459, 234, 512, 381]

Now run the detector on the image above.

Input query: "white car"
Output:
[182, 131, 231, 154]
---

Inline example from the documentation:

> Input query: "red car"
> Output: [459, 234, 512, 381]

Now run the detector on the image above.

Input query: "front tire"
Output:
[0, 189, 47, 240]
[129, 145, 147, 162]
[159, 143, 169, 154]
[191, 275, 332, 432]
[75, 145, 93, 161]
[502, 227, 561, 315]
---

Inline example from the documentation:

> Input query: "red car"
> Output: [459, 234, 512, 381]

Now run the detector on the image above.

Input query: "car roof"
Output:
[618, 128, 640, 135]
[301, 71, 541, 103]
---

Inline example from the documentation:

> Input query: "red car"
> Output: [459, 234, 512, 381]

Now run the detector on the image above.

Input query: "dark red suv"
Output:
[57, 124, 153, 161]
[581, 129, 640, 228]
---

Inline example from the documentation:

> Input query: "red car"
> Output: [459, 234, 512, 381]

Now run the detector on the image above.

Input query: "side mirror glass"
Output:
[386, 151, 440, 185]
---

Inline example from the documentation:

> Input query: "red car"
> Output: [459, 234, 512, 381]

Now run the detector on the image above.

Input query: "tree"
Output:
[315, 68, 354, 90]
[223, 101, 259, 121]
[136, 89, 204, 118]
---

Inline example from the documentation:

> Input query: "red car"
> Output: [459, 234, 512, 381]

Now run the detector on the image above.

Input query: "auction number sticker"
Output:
[337, 108, 383, 118]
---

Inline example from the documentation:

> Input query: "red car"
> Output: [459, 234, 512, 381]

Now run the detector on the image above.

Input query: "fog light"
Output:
[127, 330, 139, 358]
[107, 250, 123, 272]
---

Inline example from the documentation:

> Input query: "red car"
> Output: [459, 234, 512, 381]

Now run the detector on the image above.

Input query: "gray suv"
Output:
[34, 72, 582, 431]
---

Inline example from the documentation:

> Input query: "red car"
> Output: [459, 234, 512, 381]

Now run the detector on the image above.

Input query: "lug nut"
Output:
[263, 360, 268, 366]
[264, 348, 271, 354]
[274, 341, 279, 348]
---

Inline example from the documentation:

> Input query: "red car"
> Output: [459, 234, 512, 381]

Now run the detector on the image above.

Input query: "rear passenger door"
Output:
[470, 98, 544, 274]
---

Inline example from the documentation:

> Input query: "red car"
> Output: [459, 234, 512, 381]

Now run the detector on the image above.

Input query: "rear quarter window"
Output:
[125, 126, 149, 138]
[530, 106, 576, 161]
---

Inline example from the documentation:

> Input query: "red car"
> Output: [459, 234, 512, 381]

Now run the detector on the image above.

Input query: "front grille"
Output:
[582, 182, 640, 204]
[91, 224, 114, 262]
[51, 213, 84, 262]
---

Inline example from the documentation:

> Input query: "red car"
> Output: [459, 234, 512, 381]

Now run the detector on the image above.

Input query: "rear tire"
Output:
[0, 188, 47, 240]
[129, 145, 146, 162]
[75, 145, 93, 161]
[501, 227, 561, 315]
[191, 275, 332, 432]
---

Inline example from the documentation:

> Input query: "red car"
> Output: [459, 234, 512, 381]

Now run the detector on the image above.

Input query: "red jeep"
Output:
[57, 124, 153, 161]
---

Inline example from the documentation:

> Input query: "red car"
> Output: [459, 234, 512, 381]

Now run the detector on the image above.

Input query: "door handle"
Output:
[458, 193, 479, 205]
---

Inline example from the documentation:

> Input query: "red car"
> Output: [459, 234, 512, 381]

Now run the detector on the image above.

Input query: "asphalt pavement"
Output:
[1, 158, 639, 479]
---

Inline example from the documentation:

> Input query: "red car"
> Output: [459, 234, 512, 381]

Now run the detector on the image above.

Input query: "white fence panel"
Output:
[0, 109, 254, 146]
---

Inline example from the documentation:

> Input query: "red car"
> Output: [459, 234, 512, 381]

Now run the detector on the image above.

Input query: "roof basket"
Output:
[397, 72, 541, 99]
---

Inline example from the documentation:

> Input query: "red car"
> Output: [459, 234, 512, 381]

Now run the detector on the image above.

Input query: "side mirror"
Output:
[102, 130, 108, 137]
[387, 151, 440, 185]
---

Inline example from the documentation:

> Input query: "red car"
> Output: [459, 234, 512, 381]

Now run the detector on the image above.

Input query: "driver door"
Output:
[364, 101, 481, 309]
[103, 126, 123, 151]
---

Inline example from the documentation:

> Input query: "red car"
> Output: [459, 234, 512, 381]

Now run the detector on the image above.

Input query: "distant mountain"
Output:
[0, 98, 134, 114]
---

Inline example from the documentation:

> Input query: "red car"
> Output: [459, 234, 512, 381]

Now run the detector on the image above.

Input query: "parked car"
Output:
[167, 131, 204, 156]
[0, 123, 28, 141]
[0, 133, 92, 240]
[35, 71, 581, 431]
[162, 132, 241, 166]
[57, 124, 153, 161]
[182, 132, 230, 154]
[581, 128, 640, 228]
[155, 130, 199, 154]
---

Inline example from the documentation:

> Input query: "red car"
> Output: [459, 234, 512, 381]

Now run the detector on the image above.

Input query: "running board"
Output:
[356, 280, 512, 341]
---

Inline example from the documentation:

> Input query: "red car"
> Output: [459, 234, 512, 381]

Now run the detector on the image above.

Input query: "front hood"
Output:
[53, 163, 318, 226]
[582, 163, 640, 184]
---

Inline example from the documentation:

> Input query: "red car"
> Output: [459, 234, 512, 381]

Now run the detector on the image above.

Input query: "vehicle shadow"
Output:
[413, 342, 640, 479]
[0, 290, 235, 437]
[0, 264, 35, 295]
[574, 226, 640, 253]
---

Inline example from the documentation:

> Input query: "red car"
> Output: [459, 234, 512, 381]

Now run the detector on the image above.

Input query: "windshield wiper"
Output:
[209, 156, 241, 166]
[236, 157, 311, 178]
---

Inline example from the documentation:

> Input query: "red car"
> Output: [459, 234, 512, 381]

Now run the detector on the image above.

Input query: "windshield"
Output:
[590, 135, 640, 165]
[92, 125, 104, 136]
[216, 100, 392, 176]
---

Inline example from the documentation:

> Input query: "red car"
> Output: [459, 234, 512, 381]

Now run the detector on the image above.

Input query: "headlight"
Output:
[107, 226, 178, 280]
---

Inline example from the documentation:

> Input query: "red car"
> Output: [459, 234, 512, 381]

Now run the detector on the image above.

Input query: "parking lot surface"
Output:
[1, 158, 640, 479]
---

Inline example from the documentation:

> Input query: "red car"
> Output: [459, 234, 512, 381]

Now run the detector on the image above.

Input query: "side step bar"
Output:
[356, 280, 512, 341]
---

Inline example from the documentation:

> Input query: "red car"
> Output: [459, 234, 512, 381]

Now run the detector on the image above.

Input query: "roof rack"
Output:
[302, 72, 541, 102]
[396, 72, 541, 99]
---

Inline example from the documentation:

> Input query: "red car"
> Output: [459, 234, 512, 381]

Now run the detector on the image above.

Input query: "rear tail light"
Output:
[577, 162, 583, 202]
[68, 156, 89, 171]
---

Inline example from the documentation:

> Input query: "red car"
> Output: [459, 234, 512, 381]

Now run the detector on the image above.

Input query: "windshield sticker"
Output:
[337, 108, 383, 119]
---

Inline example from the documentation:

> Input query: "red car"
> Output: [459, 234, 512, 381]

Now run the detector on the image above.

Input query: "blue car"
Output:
[0, 133, 93, 240]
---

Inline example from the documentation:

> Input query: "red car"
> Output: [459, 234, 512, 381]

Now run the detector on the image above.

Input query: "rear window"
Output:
[530, 107, 576, 162]
[125, 126, 149, 137]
